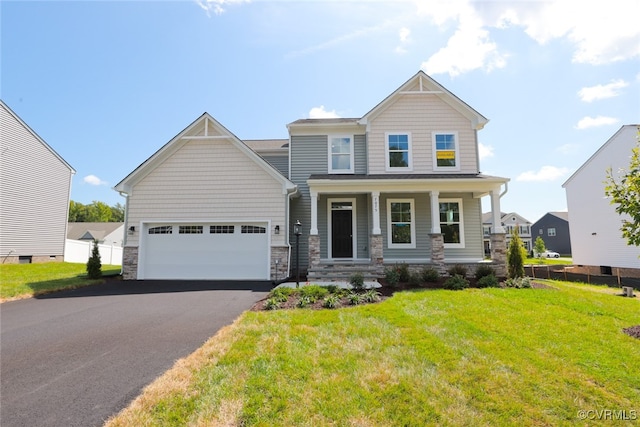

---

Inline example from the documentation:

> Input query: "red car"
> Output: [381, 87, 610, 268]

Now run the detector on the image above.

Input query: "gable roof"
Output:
[0, 100, 75, 173]
[563, 124, 640, 188]
[359, 70, 489, 130]
[114, 113, 296, 194]
[67, 222, 124, 241]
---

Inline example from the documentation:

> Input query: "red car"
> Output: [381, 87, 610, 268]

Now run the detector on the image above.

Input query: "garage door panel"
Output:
[142, 223, 269, 280]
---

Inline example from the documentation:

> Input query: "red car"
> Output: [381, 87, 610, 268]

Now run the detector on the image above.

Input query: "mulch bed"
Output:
[623, 325, 640, 340]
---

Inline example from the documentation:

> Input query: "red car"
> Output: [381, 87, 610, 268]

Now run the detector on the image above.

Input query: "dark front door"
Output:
[332, 209, 353, 258]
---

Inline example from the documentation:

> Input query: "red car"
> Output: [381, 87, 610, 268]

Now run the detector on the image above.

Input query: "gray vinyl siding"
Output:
[354, 134, 367, 174]
[261, 154, 289, 178]
[0, 103, 74, 258]
[290, 135, 328, 270]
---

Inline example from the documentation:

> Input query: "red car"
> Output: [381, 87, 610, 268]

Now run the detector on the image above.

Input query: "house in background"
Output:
[532, 212, 571, 256]
[67, 222, 125, 247]
[482, 212, 532, 255]
[115, 71, 510, 281]
[563, 124, 640, 276]
[0, 100, 75, 264]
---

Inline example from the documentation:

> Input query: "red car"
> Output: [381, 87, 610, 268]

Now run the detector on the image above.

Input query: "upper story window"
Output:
[439, 199, 465, 248]
[328, 135, 354, 174]
[547, 228, 556, 237]
[385, 133, 412, 171]
[519, 225, 530, 235]
[433, 132, 460, 171]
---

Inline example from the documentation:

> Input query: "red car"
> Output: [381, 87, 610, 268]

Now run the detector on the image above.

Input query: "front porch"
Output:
[304, 175, 510, 281]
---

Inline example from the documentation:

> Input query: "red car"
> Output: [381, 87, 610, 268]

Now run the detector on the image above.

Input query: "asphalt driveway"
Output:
[0, 280, 271, 427]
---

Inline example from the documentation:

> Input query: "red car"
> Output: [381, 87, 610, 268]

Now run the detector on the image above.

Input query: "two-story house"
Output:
[531, 212, 571, 256]
[482, 212, 532, 257]
[115, 71, 509, 281]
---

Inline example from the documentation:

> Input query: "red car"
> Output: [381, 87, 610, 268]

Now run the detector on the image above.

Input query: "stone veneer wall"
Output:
[430, 233, 445, 274]
[370, 234, 383, 266]
[308, 235, 320, 269]
[122, 246, 138, 280]
[270, 246, 290, 282]
[490, 233, 507, 277]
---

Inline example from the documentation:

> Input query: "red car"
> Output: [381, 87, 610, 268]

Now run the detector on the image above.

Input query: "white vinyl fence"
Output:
[64, 239, 123, 265]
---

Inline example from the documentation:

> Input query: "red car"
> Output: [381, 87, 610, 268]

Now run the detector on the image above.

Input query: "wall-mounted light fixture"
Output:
[128, 226, 136, 234]
[591, 232, 597, 236]
[274, 225, 280, 234]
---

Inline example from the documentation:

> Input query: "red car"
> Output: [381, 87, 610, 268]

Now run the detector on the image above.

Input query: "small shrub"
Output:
[323, 294, 341, 309]
[397, 263, 411, 282]
[408, 272, 422, 286]
[324, 284, 340, 294]
[477, 274, 499, 288]
[300, 285, 329, 301]
[384, 268, 400, 287]
[505, 277, 532, 289]
[421, 266, 440, 283]
[474, 264, 495, 280]
[297, 295, 314, 308]
[86, 240, 102, 279]
[349, 272, 365, 290]
[347, 292, 363, 306]
[270, 287, 294, 302]
[264, 298, 281, 310]
[448, 264, 468, 278]
[444, 274, 469, 290]
[362, 289, 382, 303]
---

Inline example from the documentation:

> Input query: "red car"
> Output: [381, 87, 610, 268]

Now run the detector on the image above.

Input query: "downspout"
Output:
[117, 190, 129, 276]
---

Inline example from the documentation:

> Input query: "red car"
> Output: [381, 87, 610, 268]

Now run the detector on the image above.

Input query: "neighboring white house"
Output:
[67, 222, 124, 247]
[114, 114, 298, 281]
[563, 124, 640, 274]
[482, 212, 532, 255]
[0, 100, 75, 264]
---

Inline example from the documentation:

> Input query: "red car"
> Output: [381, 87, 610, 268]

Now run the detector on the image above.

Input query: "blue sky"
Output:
[2, 0, 639, 223]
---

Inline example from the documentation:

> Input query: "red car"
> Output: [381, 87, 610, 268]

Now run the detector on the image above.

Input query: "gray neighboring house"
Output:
[67, 222, 125, 247]
[1, 100, 75, 264]
[531, 212, 571, 256]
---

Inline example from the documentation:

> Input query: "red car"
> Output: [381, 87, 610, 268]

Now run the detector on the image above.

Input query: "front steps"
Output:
[307, 263, 383, 282]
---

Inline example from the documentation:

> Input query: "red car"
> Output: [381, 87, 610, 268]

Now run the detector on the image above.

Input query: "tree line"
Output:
[69, 201, 124, 222]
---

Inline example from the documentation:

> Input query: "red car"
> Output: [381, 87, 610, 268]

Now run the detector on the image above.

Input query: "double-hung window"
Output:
[385, 133, 412, 171]
[433, 132, 459, 171]
[387, 199, 415, 248]
[328, 135, 354, 174]
[439, 199, 464, 247]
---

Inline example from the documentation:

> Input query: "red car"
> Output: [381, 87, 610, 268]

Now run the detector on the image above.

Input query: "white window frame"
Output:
[432, 131, 460, 172]
[386, 199, 416, 249]
[439, 198, 465, 248]
[385, 132, 412, 172]
[328, 135, 354, 174]
[548, 228, 556, 237]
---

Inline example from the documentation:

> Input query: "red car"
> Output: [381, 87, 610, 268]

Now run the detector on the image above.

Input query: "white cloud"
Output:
[478, 142, 494, 160]
[575, 116, 620, 130]
[195, 0, 250, 17]
[578, 79, 629, 102]
[516, 166, 570, 182]
[84, 174, 108, 186]
[309, 105, 340, 119]
[556, 144, 579, 155]
[395, 27, 412, 54]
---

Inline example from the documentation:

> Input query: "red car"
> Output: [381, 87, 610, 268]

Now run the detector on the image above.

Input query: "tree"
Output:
[86, 240, 102, 279]
[534, 236, 546, 264]
[605, 138, 640, 248]
[68, 201, 124, 222]
[507, 227, 527, 279]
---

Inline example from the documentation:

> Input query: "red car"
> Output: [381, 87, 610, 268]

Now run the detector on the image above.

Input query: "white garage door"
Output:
[141, 222, 269, 280]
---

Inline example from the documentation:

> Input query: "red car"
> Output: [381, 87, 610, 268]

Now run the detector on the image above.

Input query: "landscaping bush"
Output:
[270, 287, 295, 302]
[349, 272, 365, 290]
[421, 266, 440, 283]
[448, 264, 468, 278]
[504, 277, 532, 289]
[444, 274, 469, 290]
[86, 240, 102, 279]
[474, 264, 495, 280]
[362, 289, 382, 303]
[347, 292, 363, 306]
[322, 294, 341, 309]
[408, 272, 422, 286]
[477, 274, 499, 288]
[397, 263, 411, 282]
[296, 295, 314, 308]
[263, 298, 281, 310]
[384, 268, 400, 287]
[300, 285, 329, 301]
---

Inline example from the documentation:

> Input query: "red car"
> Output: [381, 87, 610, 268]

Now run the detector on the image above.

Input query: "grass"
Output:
[0, 262, 120, 301]
[525, 257, 572, 265]
[106, 281, 640, 427]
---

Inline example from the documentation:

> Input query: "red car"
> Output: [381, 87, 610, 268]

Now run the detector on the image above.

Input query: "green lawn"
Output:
[525, 257, 572, 265]
[106, 281, 640, 427]
[0, 262, 120, 301]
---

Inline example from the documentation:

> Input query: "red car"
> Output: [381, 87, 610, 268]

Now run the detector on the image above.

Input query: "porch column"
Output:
[429, 191, 445, 272]
[430, 191, 441, 233]
[370, 191, 383, 269]
[491, 189, 505, 233]
[371, 191, 381, 235]
[310, 191, 318, 235]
